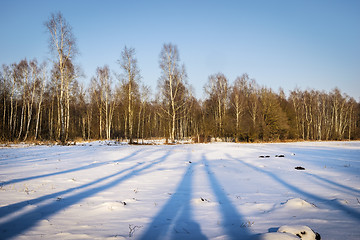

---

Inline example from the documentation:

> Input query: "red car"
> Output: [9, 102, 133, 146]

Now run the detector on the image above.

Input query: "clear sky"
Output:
[1, 0, 359, 100]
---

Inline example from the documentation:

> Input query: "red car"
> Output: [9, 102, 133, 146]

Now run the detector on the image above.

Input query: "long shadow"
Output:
[0, 148, 145, 186]
[202, 154, 252, 240]
[0, 151, 172, 239]
[140, 153, 206, 240]
[304, 172, 360, 196]
[286, 146, 360, 166]
[0, 146, 96, 165]
[225, 153, 360, 221]
[0, 162, 144, 219]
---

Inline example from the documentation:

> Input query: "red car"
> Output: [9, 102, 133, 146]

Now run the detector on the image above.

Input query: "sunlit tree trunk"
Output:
[34, 66, 46, 140]
[158, 44, 187, 143]
[118, 47, 141, 143]
[24, 72, 36, 141]
[45, 12, 78, 144]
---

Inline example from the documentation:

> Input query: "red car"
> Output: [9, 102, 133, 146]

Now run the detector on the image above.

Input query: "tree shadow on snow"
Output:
[0, 161, 144, 220]
[140, 151, 207, 240]
[0, 148, 145, 186]
[202, 154, 252, 240]
[286, 146, 360, 169]
[303, 172, 360, 196]
[225, 153, 360, 221]
[140, 152, 253, 240]
[0, 150, 172, 239]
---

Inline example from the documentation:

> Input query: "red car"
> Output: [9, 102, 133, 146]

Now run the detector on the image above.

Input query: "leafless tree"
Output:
[91, 66, 114, 140]
[158, 43, 188, 142]
[137, 84, 150, 143]
[230, 74, 248, 141]
[34, 63, 47, 140]
[23, 60, 40, 141]
[45, 12, 78, 143]
[118, 46, 141, 143]
[247, 79, 259, 139]
[205, 73, 228, 137]
[0, 64, 12, 139]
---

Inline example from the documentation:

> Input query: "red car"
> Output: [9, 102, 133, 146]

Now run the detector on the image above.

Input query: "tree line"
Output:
[1, 12, 359, 143]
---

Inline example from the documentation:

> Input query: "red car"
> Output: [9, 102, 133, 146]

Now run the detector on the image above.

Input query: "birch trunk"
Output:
[24, 78, 36, 141]
[9, 73, 16, 140]
[34, 70, 46, 140]
[17, 70, 28, 140]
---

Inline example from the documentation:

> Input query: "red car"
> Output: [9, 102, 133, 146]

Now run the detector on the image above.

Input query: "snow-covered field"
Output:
[0, 141, 359, 239]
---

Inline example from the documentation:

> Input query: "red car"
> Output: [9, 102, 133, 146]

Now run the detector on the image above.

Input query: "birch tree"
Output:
[247, 79, 259, 139]
[0, 67, 6, 139]
[34, 63, 47, 140]
[137, 85, 150, 143]
[158, 43, 187, 142]
[91, 66, 114, 139]
[230, 74, 248, 141]
[118, 47, 141, 143]
[23, 60, 39, 141]
[0, 65, 12, 139]
[45, 12, 77, 143]
[15, 60, 29, 140]
[205, 73, 228, 137]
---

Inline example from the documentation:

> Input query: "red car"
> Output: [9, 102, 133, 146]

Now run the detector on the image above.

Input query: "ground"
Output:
[0, 141, 359, 239]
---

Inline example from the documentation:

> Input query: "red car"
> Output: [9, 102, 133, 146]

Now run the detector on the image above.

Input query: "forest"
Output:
[1, 12, 359, 144]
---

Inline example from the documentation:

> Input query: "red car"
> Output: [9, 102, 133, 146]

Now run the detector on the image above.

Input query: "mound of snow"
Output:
[282, 198, 316, 210]
[258, 225, 320, 240]
[278, 225, 320, 240]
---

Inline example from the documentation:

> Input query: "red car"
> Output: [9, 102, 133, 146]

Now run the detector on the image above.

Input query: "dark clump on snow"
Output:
[295, 166, 305, 170]
[295, 229, 321, 240]
[277, 225, 321, 240]
[259, 155, 271, 158]
[275, 154, 285, 158]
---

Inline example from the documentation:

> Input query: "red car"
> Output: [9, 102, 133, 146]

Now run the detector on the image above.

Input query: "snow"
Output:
[258, 232, 300, 240]
[0, 141, 359, 239]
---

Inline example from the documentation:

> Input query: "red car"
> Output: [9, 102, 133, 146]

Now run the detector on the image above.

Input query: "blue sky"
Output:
[1, 0, 359, 100]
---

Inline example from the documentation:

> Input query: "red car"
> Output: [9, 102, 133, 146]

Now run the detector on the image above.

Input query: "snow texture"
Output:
[0, 141, 359, 239]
